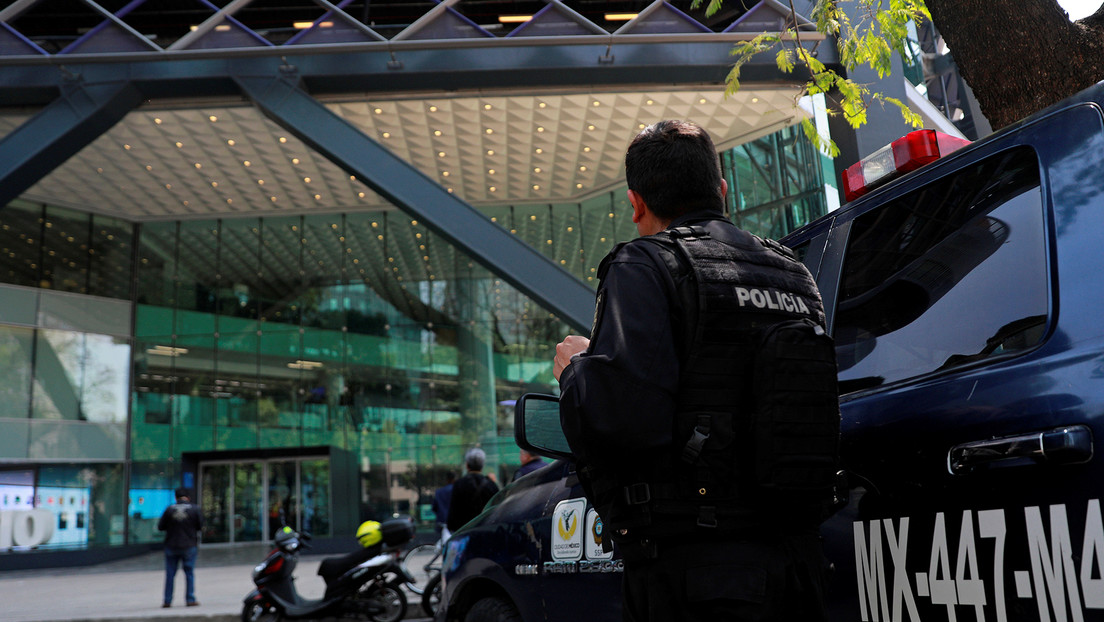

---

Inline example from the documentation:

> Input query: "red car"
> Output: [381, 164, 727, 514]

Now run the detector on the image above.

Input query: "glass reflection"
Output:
[0, 325, 33, 419]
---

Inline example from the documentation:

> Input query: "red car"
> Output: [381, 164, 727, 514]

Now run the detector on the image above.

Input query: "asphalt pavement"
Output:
[0, 544, 433, 622]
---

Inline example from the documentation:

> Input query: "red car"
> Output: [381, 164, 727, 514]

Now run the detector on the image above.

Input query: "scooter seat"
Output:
[317, 544, 381, 585]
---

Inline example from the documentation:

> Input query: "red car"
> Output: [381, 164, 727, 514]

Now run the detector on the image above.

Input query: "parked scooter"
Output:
[242, 518, 415, 622]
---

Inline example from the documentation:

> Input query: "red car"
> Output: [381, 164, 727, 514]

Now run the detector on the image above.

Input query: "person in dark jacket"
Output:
[513, 449, 547, 481]
[446, 448, 499, 533]
[554, 120, 832, 622]
[158, 487, 204, 608]
[432, 470, 456, 539]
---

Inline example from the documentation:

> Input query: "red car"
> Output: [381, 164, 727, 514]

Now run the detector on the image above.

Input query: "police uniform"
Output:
[559, 211, 832, 622]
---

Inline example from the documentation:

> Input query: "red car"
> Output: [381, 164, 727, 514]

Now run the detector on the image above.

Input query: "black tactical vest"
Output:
[584, 225, 839, 543]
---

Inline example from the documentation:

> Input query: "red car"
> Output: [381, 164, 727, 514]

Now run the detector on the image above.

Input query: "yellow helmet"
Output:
[356, 520, 382, 548]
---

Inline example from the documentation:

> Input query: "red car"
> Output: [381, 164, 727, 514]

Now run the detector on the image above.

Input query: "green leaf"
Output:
[801, 118, 840, 158]
[880, 95, 925, 128]
[776, 49, 795, 73]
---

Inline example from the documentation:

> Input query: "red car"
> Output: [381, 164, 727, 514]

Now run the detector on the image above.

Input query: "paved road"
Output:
[0, 545, 433, 622]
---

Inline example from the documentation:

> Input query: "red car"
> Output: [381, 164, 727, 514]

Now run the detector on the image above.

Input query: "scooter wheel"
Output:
[361, 583, 407, 622]
[241, 601, 282, 622]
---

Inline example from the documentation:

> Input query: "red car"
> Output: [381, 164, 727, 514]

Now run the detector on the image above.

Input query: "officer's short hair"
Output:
[625, 120, 724, 221]
[465, 447, 486, 471]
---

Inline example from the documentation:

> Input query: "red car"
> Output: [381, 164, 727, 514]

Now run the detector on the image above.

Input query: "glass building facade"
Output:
[0, 125, 826, 553]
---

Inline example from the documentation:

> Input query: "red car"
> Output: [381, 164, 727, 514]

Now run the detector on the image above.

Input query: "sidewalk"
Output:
[0, 545, 432, 622]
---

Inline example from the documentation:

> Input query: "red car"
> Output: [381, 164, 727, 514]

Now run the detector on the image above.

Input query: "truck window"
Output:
[833, 147, 1048, 394]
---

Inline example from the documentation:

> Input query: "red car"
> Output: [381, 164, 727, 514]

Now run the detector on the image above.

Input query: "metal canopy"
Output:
[0, 80, 142, 209]
[0, 1, 833, 332]
[234, 71, 599, 331]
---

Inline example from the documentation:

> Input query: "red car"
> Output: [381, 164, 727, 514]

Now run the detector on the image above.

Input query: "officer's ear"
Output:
[627, 189, 648, 224]
[720, 178, 728, 200]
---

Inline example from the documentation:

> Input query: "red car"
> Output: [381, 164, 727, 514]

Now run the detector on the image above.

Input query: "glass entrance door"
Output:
[199, 457, 330, 544]
[234, 463, 263, 542]
[199, 463, 231, 543]
[266, 461, 297, 539]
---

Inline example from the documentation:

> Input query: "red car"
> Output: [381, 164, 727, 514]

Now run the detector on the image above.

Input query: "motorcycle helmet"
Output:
[274, 525, 299, 552]
[356, 520, 382, 548]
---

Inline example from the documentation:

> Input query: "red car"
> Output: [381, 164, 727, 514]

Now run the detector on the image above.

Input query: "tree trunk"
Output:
[925, 0, 1104, 129]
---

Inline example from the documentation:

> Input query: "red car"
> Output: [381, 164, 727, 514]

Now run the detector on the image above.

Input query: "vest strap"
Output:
[697, 505, 718, 529]
[624, 482, 652, 505]
[681, 414, 712, 464]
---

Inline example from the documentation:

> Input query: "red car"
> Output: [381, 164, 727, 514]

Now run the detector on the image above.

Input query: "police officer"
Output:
[554, 120, 833, 622]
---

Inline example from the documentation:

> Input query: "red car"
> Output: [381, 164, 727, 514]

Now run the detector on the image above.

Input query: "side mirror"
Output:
[514, 393, 575, 461]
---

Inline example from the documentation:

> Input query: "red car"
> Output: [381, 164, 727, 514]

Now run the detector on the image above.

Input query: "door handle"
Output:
[948, 425, 1093, 475]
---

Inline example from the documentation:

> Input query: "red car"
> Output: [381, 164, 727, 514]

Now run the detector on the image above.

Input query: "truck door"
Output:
[821, 104, 1104, 622]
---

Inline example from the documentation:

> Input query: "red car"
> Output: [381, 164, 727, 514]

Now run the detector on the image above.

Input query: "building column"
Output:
[454, 277, 496, 448]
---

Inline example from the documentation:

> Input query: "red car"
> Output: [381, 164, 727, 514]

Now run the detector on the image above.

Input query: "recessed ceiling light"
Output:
[227, 139, 235, 146]
[279, 137, 287, 143]
[209, 115, 218, 122]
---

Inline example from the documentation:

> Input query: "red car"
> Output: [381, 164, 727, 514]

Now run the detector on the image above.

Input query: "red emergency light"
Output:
[841, 130, 971, 202]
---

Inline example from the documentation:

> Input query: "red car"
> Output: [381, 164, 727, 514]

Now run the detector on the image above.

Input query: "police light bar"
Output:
[841, 130, 971, 202]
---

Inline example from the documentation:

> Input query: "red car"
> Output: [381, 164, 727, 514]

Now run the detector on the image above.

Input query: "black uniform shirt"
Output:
[558, 211, 757, 472]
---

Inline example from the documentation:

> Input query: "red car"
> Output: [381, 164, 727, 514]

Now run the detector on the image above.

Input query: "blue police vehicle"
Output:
[436, 81, 1104, 622]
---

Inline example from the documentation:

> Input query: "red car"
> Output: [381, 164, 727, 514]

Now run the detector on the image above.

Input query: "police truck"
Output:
[435, 80, 1104, 622]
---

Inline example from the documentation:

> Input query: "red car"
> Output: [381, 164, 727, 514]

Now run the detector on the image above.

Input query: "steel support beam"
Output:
[0, 79, 143, 209]
[234, 73, 597, 332]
